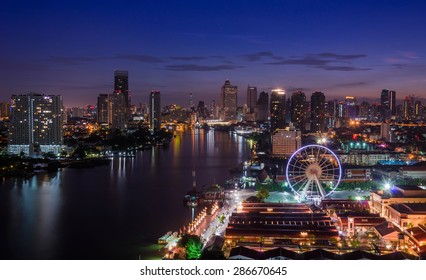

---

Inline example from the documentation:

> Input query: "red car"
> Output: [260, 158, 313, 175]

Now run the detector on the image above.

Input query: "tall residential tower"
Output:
[8, 93, 63, 156]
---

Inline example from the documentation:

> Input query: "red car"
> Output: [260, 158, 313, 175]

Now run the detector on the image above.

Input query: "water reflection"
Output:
[0, 130, 250, 259]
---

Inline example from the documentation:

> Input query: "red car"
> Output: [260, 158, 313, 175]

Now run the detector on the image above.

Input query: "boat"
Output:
[158, 231, 172, 244]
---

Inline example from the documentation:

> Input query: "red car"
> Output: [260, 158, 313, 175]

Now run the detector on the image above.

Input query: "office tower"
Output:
[380, 89, 390, 121]
[150, 90, 161, 131]
[389, 90, 396, 117]
[311, 91, 326, 133]
[290, 90, 306, 132]
[109, 91, 128, 130]
[325, 99, 337, 129]
[415, 101, 422, 116]
[359, 101, 370, 120]
[0, 102, 11, 118]
[220, 80, 238, 120]
[403, 96, 410, 120]
[114, 70, 129, 108]
[8, 93, 63, 156]
[110, 71, 129, 130]
[97, 94, 109, 124]
[247, 86, 257, 114]
[345, 96, 357, 119]
[272, 127, 301, 157]
[197, 101, 208, 119]
[255, 91, 269, 122]
[270, 89, 286, 132]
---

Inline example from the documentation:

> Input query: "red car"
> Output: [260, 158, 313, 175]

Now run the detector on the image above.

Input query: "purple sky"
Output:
[1, 0, 426, 107]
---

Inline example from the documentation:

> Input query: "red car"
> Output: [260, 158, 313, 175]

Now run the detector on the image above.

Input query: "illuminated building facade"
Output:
[272, 127, 301, 157]
[246, 86, 257, 114]
[270, 89, 286, 132]
[97, 94, 109, 124]
[109, 70, 129, 131]
[311, 91, 325, 132]
[8, 93, 63, 156]
[290, 91, 306, 132]
[220, 80, 238, 121]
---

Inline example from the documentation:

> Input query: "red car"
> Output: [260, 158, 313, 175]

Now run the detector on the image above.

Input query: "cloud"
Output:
[164, 64, 244, 72]
[48, 56, 102, 65]
[266, 53, 369, 71]
[168, 56, 208, 61]
[330, 82, 369, 88]
[112, 54, 164, 63]
[267, 57, 330, 66]
[241, 51, 275, 62]
[317, 53, 367, 60]
[48, 54, 164, 64]
[320, 65, 371, 71]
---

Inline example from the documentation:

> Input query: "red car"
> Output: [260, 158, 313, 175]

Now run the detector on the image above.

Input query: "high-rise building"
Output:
[8, 93, 63, 156]
[272, 126, 301, 157]
[110, 71, 129, 130]
[290, 91, 306, 132]
[0, 102, 11, 118]
[109, 92, 128, 130]
[325, 99, 338, 129]
[247, 86, 257, 114]
[114, 70, 129, 108]
[97, 94, 109, 124]
[380, 89, 390, 121]
[345, 96, 357, 119]
[359, 101, 370, 120]
[270, 89, 286, 132]
[311, 91, 326, 133]
[415, 101, 422, 116]
[389, 90, 396, 117]
[403, 96, 410, 120]
[255, 91, 269, 122]
[150, 90, 161, 131]
[220, 80, 238, 120]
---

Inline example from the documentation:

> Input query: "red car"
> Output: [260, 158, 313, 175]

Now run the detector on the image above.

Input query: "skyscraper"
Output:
[247, 86, 257, 114]
[150, 90, 161, 131]
[311, 91, 326, 133]
[380, 89, 390, 121]
[270, 89, 286, 132]
[345, 96, 357, 119]
[290, 90, 306, 132]
[8, 93, 63, 156]
[114, 70, 129, 108]
[403, 96, 410, 120]
[220, 80, 238, 121]
[97, 94, 109, 124]
[0, 102, 10, 118]
[110, 70, 129, 130]
[389, 90, 396, 117]
[255, 91, 269, 122]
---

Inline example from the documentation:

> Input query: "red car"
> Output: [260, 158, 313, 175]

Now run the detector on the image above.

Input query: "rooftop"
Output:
[374, 222, 401, 237]
[388, 203, 426, 214]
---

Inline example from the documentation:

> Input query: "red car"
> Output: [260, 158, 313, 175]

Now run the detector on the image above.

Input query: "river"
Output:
[0, 129, 251, 259]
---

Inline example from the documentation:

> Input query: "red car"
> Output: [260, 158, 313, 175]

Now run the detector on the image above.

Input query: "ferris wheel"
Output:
[286, 145, 342, 201]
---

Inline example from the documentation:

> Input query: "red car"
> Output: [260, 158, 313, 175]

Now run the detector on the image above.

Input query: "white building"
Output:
[272, 127, 301, 157]
[8, 93, 63, 156]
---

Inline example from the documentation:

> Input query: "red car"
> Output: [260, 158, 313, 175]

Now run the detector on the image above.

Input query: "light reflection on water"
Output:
[0, 130, 250, 259]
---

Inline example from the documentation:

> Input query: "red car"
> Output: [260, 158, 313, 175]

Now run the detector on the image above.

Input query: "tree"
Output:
[218, 213, 226, 224]
[256, 187, 270, 202]
[185, 237, 202, 260]
[178, 234, 202, 260]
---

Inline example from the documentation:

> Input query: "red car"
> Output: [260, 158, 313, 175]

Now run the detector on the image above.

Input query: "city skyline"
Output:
[1, 1, 426, 107]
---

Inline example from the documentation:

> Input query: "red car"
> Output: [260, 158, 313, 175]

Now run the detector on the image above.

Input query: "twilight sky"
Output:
[1, 0, 426, 107]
